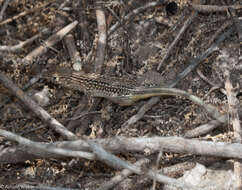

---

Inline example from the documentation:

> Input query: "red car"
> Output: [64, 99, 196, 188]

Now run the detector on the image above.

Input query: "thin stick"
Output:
[122, 27, 234, 128]
[0, 129, 92, 160]
[87, 139, 200, 190]
[184, 120, 222, 138]
[190, 3, 242, 13]
[108, 1, 165, 35]
[97, 158, 150, 190]
[94, 6, 107, 74]
[0, 0, 56, 26]
[24, 20, 78, 63]
[0, 28, 50, 52]
[157, 11, 197, 71]
[0, 0, 11, 21]
[0, 71, 77, 140]
[207, 20, 232, 47]
[64, 34, 82, 71]
[224, 68, 242, 189]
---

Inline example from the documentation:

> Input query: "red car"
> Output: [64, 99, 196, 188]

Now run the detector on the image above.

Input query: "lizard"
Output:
[43, 67, 226, 123]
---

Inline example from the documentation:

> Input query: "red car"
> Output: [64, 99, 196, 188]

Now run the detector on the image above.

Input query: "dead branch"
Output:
[87, 139, 199, 189]
[6, 135, 242, 161]
[0, 142, 76, 163]
[184, 120, 222, 138]
[0, 129, 93, 160]
[64, 136, 242, 159]
[0, 0, 56, 26]
[0, 130, 204, 189]
[122, 27, 234, 128]
[0, 69, 47, 109]
[225, 73, 241, 141]
[224, 0, 242, 56]
[0, 0, 11, 21]
[64, 34, 82, 71]
[0, 71, 76, 140]
[67, 7, 107, 134]
[97, 158, 150, 190]
[196, 69, 226, 95]
[76, 0, 91, 50]
[94, 6, 107, 74]
[207, 20, 232, 47]
[24, 20, 78, 63]
[157, 11, 197, 71]
[0, 28, 50, 52]
[108, 1, 165, 35]
[223, 56, 242, 189]
[189, 2, 242, 13]
[159, 157, 222, 177]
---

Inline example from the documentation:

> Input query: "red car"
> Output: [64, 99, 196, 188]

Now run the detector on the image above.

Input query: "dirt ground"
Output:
[0, 0, 241, 189]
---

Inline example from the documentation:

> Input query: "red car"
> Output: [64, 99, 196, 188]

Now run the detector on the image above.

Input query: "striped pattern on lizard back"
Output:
[44, 67, 138, 98]
[43, 67, 224, 120]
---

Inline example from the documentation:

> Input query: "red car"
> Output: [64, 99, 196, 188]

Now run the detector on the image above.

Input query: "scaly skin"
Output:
[44, 67, 226, 122]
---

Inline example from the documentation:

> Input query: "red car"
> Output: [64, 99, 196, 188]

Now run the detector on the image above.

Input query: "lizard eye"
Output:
[52, 74, 59, 82]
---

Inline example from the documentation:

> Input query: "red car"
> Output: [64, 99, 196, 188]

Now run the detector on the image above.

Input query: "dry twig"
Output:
[122, 27, 233, 128]
[94, 6, 107, 74]
[0, 71, 76, 140]
[189, 2, 242, 13]
[0, 129, 92, 160]
[184, 120, 222, 138]
[68, 6, 107, 134]
[64, 34, 82, 71]
[0, 0, 56, 26]
[5, 135, 242, 161]
[0, 0, 11, 21]
[24, 20, 78, 63]
[97, 158, 150, 190]
[108, 1, 165, 35]
[0, 68, 47, 109]
[3, 132, 242, 164]
[0, 28, 50, 52]
[196, 69, 226, 96]
[86, 139, 199, 189]
[157, 11, 197, 71]
[224, 66, 242, 189]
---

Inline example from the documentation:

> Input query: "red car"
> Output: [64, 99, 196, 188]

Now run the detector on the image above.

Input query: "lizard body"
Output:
[44, 67, 225, 122]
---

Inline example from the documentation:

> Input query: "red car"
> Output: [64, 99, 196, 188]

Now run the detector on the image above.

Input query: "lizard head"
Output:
[42, 66, 73, 84]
